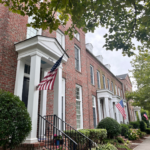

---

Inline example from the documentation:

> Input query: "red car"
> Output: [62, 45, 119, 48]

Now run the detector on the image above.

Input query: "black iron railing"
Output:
[38, 114, 77, 150]
[45, 115, 94, 150]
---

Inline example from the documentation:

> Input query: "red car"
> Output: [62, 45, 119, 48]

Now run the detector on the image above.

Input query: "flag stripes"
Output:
[116, 100, 126, 119]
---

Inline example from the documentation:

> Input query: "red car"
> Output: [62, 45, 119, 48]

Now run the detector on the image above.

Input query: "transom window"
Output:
[75, 46, 81, 72]
[76, 85, 83, 129]
[74, 32, 80, 41]
[26, 16, 38, 39]
[97, 71, 100, 89]
[102, 75, 106, 89]
[56, 30, 65, 49]
[24, 64, 30, 74]
[92, 96, 97, 128]
[90, 65, 94, 85]
[107, 79, 110, 90]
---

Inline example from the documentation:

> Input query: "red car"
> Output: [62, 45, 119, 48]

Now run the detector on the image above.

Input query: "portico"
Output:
[14, 36, 68, 143]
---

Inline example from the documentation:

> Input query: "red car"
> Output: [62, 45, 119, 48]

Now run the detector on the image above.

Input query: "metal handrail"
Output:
[45, 114, 95, 150]
[38, 114, 77, 150]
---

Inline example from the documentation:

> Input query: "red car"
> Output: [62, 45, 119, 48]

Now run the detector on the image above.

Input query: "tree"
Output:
[0, 0, 150, 56]
[126, 51, 150, 114]
[0, 90, 32, 150]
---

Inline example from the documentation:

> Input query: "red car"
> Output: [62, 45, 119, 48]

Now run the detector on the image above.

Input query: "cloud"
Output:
[86, 26, 139, 91]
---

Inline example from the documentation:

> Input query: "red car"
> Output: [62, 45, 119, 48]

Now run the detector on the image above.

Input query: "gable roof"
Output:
[116, 74, 128, 79]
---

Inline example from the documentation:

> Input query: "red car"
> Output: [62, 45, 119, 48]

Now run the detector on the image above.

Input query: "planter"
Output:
[55, 140, 60, 146]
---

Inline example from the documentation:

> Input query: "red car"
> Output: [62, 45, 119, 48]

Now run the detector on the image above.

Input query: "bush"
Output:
[98, 143, 117, 150]
[120, 124, 129, 137]
[97, 117, 121, 138]
[145, 128, 150, 134]
[0, 90, 32, 150]
[127, 124, 133, 129]
[127, 129, 140, 140]
[129, 121, 140, 129]
[103, 139, 118, 145]
[139, 121, 147, 131]
[116, 137, 124, 143]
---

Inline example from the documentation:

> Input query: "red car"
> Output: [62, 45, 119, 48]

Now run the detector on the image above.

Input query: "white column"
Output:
[98, 98, 101, 121]
[53, 65, 62, 118]
[104, 97, 110, 117]
[14, 59, 25, 100]
[25, 54, 41, 143]
[109, 100, 113, 118]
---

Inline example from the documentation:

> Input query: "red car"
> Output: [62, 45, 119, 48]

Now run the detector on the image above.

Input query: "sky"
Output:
[86, 27, 138, 91]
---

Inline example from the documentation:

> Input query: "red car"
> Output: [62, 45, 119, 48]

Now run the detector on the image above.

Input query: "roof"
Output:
[86, 49, 122, 84]
[116, 74, 128, 79]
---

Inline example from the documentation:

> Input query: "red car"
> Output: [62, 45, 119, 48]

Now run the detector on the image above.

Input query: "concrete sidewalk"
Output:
[134, 136, 150, 150]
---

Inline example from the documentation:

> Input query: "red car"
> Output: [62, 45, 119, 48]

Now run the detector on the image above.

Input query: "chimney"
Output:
[105, 64, 111, 70]
[96, 55, 103, 63]
[86, 43, 93, 54]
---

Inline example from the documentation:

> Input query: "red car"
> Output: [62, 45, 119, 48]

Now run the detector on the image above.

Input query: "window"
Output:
[107, 79, 110, 90]
[97, 71, 100, 89]
[92, 96, 97, 128]
[113, 102, 117, 120]
[115, 85, 117, 95]
[26, 16, 38, 39]
[121, 90, 123, 98]
[24, 64, 30, 74]
[56, 30, 65, 49]
[76, 85, 83, 129]
[102, 75, 106, 89]
[74, 32, 80, 41]
[90, 65, 94, 85]
[118, 88, 120, 96]
[111, 82, 114, 93]
[75, 46, 81, 71]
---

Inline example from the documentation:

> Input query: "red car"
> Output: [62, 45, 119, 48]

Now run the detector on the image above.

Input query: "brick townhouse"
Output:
[0, 4, 141, 144]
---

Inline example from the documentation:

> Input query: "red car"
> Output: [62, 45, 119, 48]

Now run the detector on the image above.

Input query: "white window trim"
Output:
[118, 88, 120, 96]
[76, 84, 83, 130]
[115, 85, 117, 95]
[97, 71, 101, 89]
[92, 96, 97, 127]
[111, 82, 114, 93]
[90, 65, 94, 85]
[74, 32, 80, 41]
[102, 75, 105, 89]
[75, 45, 81, 72]
[56, 29, 65, 49]
[107, 79, 110, 90]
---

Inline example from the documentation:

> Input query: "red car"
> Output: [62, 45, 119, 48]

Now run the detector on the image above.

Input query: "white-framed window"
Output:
[76, 85, 83, 129]
[90, 65, 94, 85]
[74, 32, 80, 41]
[26, 16, 38, 39]
[56, 29, 65, 49]
[115, 85, 117, 95]
[97, 71, 100, 89]
[75, 45, 81, 72]
[57, 12, 65, 25]
[92, 96, 97, 128]
[103, 75, 106, 89]
[107, 79, 110, 90]
[118, 88, 120, 96]
[121, 90, 123, 98]
[111, 82, 114, 93]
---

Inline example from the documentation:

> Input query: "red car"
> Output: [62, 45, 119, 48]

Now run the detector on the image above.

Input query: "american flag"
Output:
[37, 55, 63, 90]
[143, 113, 148, 120]
[116, 100, 126, 119]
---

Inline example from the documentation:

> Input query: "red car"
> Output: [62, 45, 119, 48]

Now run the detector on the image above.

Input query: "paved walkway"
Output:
[134, 136, 150, 150]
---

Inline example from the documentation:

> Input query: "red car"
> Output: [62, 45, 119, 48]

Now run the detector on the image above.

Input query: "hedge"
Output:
[129, 121, 140, 129]
[139, 121, 147, 131]
[146, 128, 150, 134]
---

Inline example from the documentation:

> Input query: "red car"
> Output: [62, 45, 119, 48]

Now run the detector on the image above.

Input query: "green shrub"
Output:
[0, 90, 32, 150]
[120, 124, 129, 137]
[98, 143, 117, 150]
[145, 128, 150, 134]
[127, 129, 140, 140]
[97, 117, 121, 138]
[116, 137, 124, 143]
[116, 144, 131, 150]
[127, 124, 133, 129]
[129, 121, 140, 129]
[140, 121, 147, 131]
[103, 139, 118, 145]
[141, 110, 149, 127]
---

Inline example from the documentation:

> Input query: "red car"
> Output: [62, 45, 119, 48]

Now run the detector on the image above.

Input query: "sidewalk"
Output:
[134, 136, 150, 150]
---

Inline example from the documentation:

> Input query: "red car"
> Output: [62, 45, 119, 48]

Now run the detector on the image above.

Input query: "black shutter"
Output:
[93, 108, 96, 128]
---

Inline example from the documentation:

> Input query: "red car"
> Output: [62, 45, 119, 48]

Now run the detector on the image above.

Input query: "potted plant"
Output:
[54, 135, 63, 146]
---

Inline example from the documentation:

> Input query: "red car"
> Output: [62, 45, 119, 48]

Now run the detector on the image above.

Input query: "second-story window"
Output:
[115, 85, 117, 95]
[118, 88, 120, 96]
[121, 90, 123, 98]
[74, 32, 80, 41]
[26, 16, 38, 39]
[90, 65, 94, 85]
[103, 75, 106, 89]
[107, 79, 110, 90]
[111, 82, 114, 93]
[97, 71, 100, 89]
[56, 30, 65, 49]
[75, 46, 81, 72]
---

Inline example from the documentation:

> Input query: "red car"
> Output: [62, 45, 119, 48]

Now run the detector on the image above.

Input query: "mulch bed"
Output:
[130, 139, 143, 143]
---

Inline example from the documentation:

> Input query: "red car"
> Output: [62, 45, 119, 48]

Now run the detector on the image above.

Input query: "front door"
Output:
[22, 77, 30, 108]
